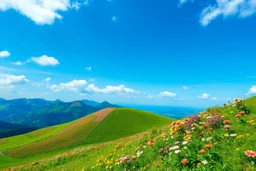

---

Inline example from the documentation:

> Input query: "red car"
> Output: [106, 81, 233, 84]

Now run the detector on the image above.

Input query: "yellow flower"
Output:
[249, 120, 255, 123]
[224, 134, 229, 137]
[236, 148, 240, 151]
[236, 135, 243, 139]
[214, 142, 218, 145]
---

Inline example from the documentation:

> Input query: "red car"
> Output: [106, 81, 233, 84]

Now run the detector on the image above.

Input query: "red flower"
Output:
[204, 144, 212, 149]
[132, 157, 136, 161]
[181, 159, 188, 165]
[245, 150, 256, 158]
[198, 132, 202, 137]
[203, 124, 207, 129]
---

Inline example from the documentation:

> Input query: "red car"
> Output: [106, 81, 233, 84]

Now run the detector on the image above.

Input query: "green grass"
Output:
[6, 97, 256, 171]
[0, 122, 72, 151]
[86, 108, 174, 144]
[0, 108, 173, 170]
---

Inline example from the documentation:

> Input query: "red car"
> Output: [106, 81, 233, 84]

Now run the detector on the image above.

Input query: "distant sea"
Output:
[124, 105, 205, 119]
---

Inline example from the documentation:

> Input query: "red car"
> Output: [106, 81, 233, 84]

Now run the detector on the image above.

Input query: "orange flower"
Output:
[245, 150, 256, 158]
[223, 120, 230, 124]
[204, 144, 212, 150]
[200, 149, 206, 154]
[207, 128, 213, 132]
[181, 159, 188, 165]
[235, 114, 241, 118]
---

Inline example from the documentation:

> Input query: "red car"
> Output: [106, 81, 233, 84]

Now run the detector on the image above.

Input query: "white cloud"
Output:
[85, 84, 138, 95]
[211, 97, 218, 100]
[11, 61, 24, 66]
[198, 93, 210, 99]
[0, 74, 29, 88]
[182, 86, 190, 90]
[70, 1, 81, 10]
[246, 85, 256, 95]
[49, 79, 87, 92]
[85, 66, 92, 72]
[44, 77, 51, 88]
[159, 91, 177, 98]
[0, 51, 11, 58]
[89, 78, 95, 82]
[0, 0, 91, 25]
[31, 55, 59, 66]
[200, 0, 256, 26]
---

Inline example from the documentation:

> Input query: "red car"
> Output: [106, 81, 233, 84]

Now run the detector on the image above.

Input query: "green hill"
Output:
[0, 108, 173, 169]
[4, 97, 256, 171]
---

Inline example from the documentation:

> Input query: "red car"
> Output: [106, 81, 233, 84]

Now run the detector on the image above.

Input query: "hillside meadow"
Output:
[2, 97, 255, 171]
[0, 108, 173, 170]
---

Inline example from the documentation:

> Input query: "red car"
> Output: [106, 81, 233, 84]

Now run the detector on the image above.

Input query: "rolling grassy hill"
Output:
[4, 97, 256, 171]
[0, 108, 173, 169]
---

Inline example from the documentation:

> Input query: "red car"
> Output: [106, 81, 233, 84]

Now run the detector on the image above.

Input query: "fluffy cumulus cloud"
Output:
[0, 50, 11, 58]
[0, 0, 89, 25]
[200, 0, 256, 26]
[159, 91, 177, 98]
[247, 85, 256, 95]
[31, 55, 59, 66]
[85, 84, 138, 95]
[48, 79, 138, 96]
[0, 73, 29, 89]
[50, 79, 87, 92]
[198, 93, 210, 99]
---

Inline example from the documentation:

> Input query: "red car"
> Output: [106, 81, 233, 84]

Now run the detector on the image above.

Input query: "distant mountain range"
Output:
[0, 98, 120, 137]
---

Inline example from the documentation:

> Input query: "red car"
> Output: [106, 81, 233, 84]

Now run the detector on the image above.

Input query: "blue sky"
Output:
[0, 0, 256, 107]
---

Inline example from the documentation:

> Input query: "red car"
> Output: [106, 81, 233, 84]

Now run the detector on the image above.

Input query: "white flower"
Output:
[206, 137, 213, 142]
[202, 160, 208, 165]
[169, 152, 172, 156]
[173, 146, 179, 150]
[230, 134, 237, 137]
[182, 141, 188, 145]
[174, 150, 181, 154]
[201, 138, 205, 142]
[183, 146, 188, 149]
[136, 151, 143, 157]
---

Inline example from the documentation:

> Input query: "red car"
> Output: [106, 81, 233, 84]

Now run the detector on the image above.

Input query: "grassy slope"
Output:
[85, 108, 173, 144]
[11, 97, 256, 171]
[0, 108, 173, 169]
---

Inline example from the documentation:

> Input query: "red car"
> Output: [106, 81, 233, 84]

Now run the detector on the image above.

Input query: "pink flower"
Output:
[175, 141, 180, 145]
[158, 148, 164, 153]
[245, 150, 256, 158]
[224, 125, 231, 129]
